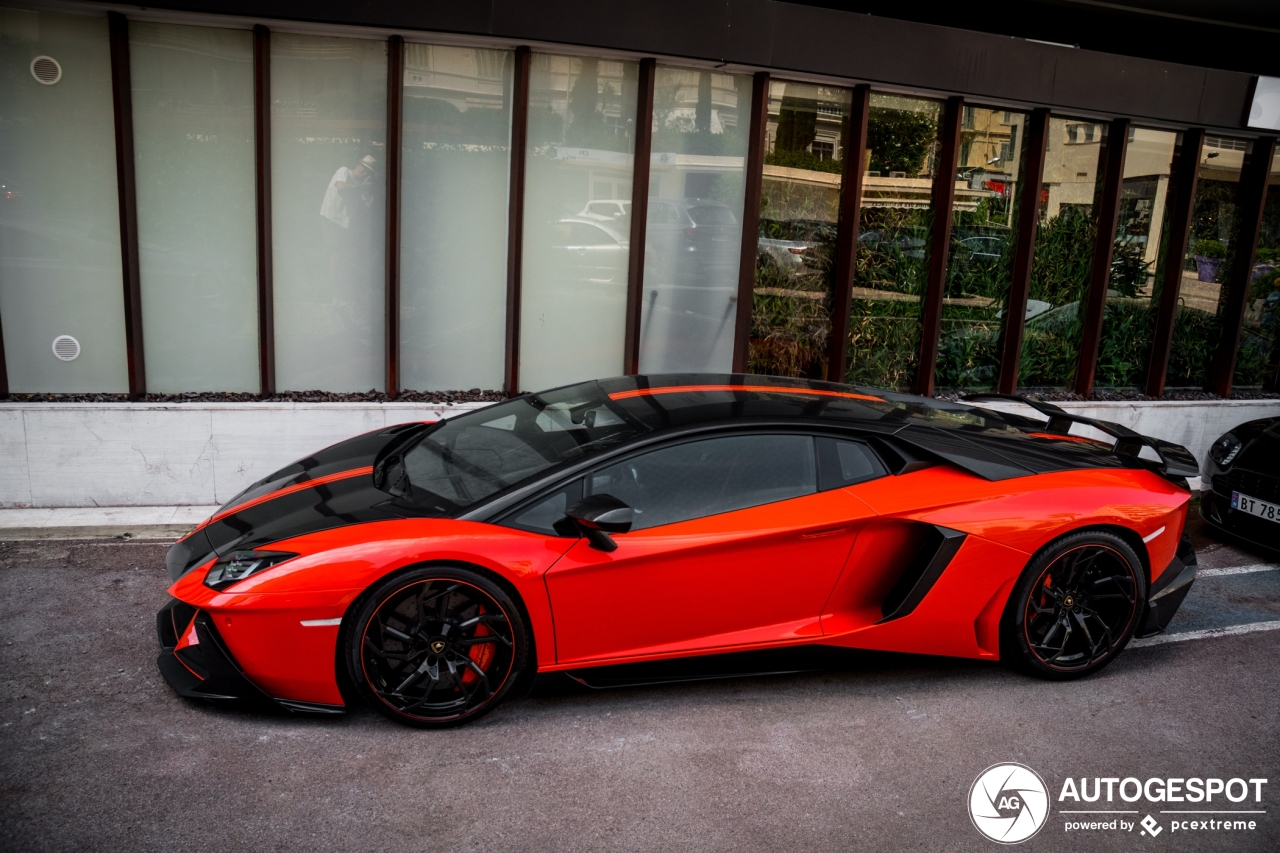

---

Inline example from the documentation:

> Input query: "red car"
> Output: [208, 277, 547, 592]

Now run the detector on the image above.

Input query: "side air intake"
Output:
[879, 525, 967, 622]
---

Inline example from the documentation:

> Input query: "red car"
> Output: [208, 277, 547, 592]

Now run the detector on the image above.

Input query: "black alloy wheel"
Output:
[347, 566, 529, 728]
[1003, 530, 1147, 680]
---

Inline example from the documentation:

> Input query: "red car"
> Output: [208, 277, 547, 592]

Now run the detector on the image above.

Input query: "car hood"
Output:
[165, 421, 435, 580]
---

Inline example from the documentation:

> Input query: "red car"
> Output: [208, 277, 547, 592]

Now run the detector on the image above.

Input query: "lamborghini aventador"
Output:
[157, 375, 1200, 727]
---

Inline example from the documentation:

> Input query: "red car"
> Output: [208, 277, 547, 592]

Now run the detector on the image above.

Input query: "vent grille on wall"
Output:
[30, 55, 62, 85]
[52, 335, 80, 361]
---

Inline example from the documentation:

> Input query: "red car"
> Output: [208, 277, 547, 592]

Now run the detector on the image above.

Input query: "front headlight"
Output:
[1208, 433, 1243, 468]
[204, 551, 298, 591]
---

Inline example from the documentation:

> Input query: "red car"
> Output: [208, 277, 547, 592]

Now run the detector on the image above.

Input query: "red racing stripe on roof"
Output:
[192, 466, 374, 533]
[608, 384, 884, 402]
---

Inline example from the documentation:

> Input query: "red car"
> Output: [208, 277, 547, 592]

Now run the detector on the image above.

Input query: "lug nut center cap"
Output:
[429, 639, 447, 654]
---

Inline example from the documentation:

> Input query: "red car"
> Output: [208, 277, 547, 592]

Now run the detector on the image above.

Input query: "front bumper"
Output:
[1200, 490, 1280, 558]
[1134, 533, 1197, 638]
[156, 599, 344, 715]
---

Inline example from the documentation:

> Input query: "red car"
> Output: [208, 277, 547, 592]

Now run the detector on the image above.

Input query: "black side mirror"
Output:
[565, 494, 633, 552]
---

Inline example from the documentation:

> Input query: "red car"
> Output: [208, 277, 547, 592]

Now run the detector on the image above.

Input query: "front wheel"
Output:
[1002, 531, 1146, 680]
[346, 565, 530, 728]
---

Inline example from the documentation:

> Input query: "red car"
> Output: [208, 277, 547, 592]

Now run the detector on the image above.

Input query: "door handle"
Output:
[801, 525, 848, 539]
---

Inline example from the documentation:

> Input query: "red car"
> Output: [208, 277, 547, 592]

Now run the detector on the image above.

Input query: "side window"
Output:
[586, 434, 816, 531]
[504, 480, 583, 536]
[816, 437, 887, 491]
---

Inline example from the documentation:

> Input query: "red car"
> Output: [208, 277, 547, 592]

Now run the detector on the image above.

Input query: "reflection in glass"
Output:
[1093, 128, 1179, 390]
[935, 106, 1027, 392]
[749, 80, 850, 379]
[271, 34, 386, 391]
[1233, 148, 1280, 390]
[519, 54, 638, 391]
[639, 66, 749, 374]
[130, 22, 258, 392]
[848, 94, 941, 390]
[1017, 117, 1102, 391]
[0, 10, 129, 392]
[399, 44, 512, 392]
[1165, 135, 1250, 389]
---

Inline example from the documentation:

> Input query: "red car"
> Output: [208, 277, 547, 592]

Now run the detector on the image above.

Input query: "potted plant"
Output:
[1193, 239, 1227, 282]
[1252, 246, 1277, 282]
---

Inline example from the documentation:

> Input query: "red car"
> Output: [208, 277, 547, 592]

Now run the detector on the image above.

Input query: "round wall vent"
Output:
[30, 56, 62, 86]
[52, 335, 80, 361]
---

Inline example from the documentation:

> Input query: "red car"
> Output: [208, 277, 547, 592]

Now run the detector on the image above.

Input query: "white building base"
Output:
[1, 398, 1277, 510]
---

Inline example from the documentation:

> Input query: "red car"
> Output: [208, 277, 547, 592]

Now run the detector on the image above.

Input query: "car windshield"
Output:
[390, 383, 649, 513]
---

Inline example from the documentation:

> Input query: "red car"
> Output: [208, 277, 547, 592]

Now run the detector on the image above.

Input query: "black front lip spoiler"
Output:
[1135, 533, 1197, 639]
[155, 599, 344, 715]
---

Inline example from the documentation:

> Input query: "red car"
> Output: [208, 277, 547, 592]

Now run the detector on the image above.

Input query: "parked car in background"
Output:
[757, 218, 838, 279]
[547, 217, 629, 284]
[1200, 416, 1280, 557]
[577, 199, 631, 224]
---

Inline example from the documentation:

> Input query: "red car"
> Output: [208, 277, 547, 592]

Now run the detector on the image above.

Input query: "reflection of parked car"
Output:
[548, 217, 629, 283]
[578, 199, 631, 223]
[859, 228, 927, 260]
[646, 198, 740, 282]
[1201, 416, 1280, 558]
[955, 235, 1006, 264]
[758, 218, 837, 277]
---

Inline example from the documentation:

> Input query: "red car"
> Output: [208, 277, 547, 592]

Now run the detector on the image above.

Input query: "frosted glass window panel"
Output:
[130, 22, 258, 392]
[0, 9, 128, 392]
[520, 54, 638, 392]
[399, 44, 512, 392]
[271, 33, 386, 391]
[639, 67, 750, 374]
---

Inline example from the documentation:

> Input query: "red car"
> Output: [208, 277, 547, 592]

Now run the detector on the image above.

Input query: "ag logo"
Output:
[968, 763, 1050, 844]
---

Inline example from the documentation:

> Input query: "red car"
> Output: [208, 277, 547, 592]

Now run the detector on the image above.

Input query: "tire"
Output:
[346, 565, 530, 728]
[1001, 530, 1147, 680]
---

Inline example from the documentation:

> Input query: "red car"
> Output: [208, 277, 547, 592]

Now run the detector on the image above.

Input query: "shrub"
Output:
[1194, 239, 1228, 259]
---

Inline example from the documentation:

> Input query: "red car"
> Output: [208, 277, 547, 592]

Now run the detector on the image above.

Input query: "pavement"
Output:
[0, 510, 1277, 852]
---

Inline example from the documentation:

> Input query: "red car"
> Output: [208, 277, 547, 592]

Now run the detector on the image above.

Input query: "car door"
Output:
[541, 433, 880, 665]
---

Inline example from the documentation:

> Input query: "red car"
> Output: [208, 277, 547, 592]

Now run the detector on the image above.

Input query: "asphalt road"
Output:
[0, 512, 1277, 852]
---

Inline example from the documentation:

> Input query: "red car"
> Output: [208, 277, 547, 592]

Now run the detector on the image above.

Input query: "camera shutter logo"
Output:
[968, 763, 1050, 844]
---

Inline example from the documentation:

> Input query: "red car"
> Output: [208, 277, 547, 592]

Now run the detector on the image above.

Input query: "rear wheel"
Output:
[346, 565, 529, 728]
[1003, 531, 1146, 680]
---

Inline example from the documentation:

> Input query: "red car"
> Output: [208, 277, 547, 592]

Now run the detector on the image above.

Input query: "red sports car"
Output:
[157, 375, 1200, 727]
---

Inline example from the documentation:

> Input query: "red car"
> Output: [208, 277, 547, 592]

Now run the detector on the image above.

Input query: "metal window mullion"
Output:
[503, 46, 531, 396]
[1209, 135, 1278, 396]
[1145, 128, 1205, 398]
[826, 84, 870, 384]
[1073, 117, 1130, 397]
[732, 71, 770, 375]
[997, 107, 1050, 394]
[623, 58, 657, 376]
[253, 24, 275, 396]
[384, 35, 404, 398]
[914, 95, 964, 398]
[107, 12, 145, 399]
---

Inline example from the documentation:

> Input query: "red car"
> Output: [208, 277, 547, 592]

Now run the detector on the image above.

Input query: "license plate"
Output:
[1232, 491, 1280, 524]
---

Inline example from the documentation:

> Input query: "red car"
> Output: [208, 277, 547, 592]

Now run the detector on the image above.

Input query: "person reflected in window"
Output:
[319, 154, 378, 321]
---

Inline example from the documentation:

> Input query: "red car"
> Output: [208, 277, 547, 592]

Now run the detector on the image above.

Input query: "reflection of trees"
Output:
[867, 106, 936, 175]
[652, 70, 742, 156]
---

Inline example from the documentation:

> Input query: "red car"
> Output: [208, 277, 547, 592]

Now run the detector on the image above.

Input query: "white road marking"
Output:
[1142, 526, 1166, 543]
[1130, 619, 1280, 648]
[300, 618, 342, 627]
[1198, 564, 1278, 578]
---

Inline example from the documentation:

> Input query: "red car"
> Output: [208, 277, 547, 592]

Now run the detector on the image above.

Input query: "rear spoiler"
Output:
[961, 393, 1200, 481]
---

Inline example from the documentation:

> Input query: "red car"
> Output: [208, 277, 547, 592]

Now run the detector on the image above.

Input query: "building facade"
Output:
[1, 0, 1278, 404]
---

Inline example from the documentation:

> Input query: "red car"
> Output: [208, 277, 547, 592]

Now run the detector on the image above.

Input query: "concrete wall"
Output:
[0, 398, 1276, 508]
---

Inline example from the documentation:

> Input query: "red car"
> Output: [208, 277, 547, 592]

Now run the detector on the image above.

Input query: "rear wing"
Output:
[961, 393, 1199, 481]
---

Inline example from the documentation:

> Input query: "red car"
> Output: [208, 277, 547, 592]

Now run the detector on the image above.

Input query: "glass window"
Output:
[1017, 116, 1104, 391]
[640, 66, 750, 374]
[749, 80, 850, 379]
[519, 54, 638, 392]
[1166, 135, 1252, 389]
[849, 94, 941, 391]
[270, 33, 386, 391]
[388, 382, 648, 512]
[1236, 149, 1280, 390]
[816, 437, 886, 490]
[586, 434, 817, 530]
[399, 44, 512, 392]
[1094, 127, 1179, 390]
[0, 9, 128, 392]
[936, 106, 1028, 392]
[504, 480, 583, 536]
[130, 22, 258, 392]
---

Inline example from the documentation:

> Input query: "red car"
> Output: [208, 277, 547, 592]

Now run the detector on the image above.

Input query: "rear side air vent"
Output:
[30, 56, 62, 85]
[879, 525, 968, 622]
[52, 335, 80, 361]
